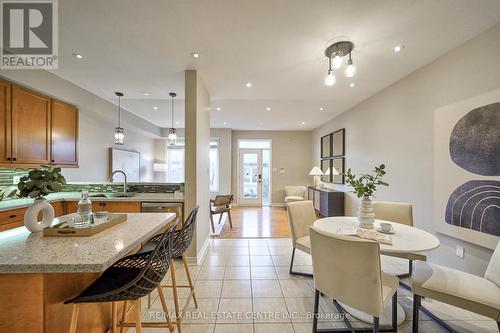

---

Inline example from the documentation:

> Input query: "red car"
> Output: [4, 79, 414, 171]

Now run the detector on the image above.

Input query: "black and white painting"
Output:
[434, 89, 500, 249]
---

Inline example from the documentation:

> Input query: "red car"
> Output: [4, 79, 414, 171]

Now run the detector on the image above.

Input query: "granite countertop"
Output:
[0, 192, 184, 211]
[0, 213, 176, 273]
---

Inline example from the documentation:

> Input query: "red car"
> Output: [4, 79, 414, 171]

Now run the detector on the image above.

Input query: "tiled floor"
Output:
[132, 238, 498, 333]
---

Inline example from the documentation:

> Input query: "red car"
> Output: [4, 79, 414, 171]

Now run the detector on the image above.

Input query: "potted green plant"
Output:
[344, 164, 389, 229]
[17, 166, 66, 232]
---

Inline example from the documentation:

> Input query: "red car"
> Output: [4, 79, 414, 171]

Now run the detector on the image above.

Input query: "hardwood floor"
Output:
[218, 206, 290, 238]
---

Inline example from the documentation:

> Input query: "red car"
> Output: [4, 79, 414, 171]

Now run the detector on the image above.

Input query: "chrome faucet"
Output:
[108, 170, 128, 193]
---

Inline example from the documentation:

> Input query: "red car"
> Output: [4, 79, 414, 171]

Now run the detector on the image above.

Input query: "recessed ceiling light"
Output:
[319, 107, 324, 111]
[266, 107, 271, 111]
[223, 121, 227, 125]
[301, 121, 306, 125]
[191, 52, 200, 58]
[349, 83, 355, 87]
[153, 106, 158, 110]
[245, 82, 252, 88]
[72, 53, 83, 59]
[142, 92, 150, 96]
[216, 107, 221, 111]
[393, 45, 405, 53]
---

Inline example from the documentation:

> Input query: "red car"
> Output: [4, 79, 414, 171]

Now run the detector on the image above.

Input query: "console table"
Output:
[308, 186, 345, 217]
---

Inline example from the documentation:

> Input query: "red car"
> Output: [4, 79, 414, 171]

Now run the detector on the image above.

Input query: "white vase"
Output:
[24, 198, 54, 232]
[357, 196, 375, 229]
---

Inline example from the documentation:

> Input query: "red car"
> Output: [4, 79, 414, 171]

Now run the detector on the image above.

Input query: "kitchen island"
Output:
[0, 212, 176, 333]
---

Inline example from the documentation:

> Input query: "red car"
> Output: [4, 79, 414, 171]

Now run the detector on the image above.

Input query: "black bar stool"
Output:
[65, 220, 178, 333]
[142, 206, 199, 333]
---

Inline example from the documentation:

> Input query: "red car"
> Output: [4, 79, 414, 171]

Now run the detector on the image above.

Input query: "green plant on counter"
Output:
[17, 166, 66, 199]
[344, 164, 389, 198]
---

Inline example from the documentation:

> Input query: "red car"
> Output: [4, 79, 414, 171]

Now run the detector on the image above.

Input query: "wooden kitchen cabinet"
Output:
[0, 80, 11, 163]
[11, 85, 51, 165]
[0, 79, 79, 168]
[65, 200, 141, 214]
[0, 201, 64, 232]
[51, 100, 78, 166]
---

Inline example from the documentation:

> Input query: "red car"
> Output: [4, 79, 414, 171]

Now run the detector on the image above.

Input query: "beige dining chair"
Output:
[310, 226, 399, 332]
[373, 201, 426, 285]
[286, 200, 316, 277]
[412, 241, 500, 333]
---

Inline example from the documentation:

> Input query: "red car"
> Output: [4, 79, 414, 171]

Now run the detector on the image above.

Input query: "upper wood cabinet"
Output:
[51, 100, 78, 165]
[11, 85, 51, 164]
[0, 80, 11, 163]
[0, 79, 79, 167]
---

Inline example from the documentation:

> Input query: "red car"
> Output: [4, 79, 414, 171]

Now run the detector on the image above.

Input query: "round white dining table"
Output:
[313, 216, 440, 326]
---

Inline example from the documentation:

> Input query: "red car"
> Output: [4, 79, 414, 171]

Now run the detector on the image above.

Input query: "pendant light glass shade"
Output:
[344, 53, 356, 78]
[114, 92, 124, 145]
[332, 52, 343, 69]
[167, 92, 177, 146]
[324, 70, 336, 86]
[114, 127, 124, 145]
[167, 128, 177, 146]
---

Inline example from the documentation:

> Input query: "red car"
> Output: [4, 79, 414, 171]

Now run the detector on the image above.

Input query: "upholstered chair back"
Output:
[213, 195, 233, 207]
[485, 241, 500, 287]
[285, 186, 306, 198]
[287, 200, 316, 244]
[373, 201, 413, 226]
[310, 227, 385, 317]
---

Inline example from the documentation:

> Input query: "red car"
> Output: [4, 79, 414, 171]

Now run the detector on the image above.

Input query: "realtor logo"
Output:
[1, 0, 58, 69]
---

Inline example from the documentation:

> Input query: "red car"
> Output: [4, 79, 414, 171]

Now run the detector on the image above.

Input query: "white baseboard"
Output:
[190, 235, 210, 265]
[271, 203, 286, 207]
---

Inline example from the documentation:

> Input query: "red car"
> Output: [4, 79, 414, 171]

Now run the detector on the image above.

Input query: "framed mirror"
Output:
[332, 158, 345, 184]
[332, 129, 345, 157]
[321, 159, 331, 182]
[321, 134, 332, 158]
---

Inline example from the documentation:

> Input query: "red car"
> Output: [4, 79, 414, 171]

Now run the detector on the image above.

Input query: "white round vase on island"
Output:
[357, 196, 375, 229]
[24, 198, 55, 232]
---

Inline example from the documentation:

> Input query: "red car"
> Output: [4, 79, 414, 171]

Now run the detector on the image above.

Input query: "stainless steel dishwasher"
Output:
[141, 202, 184, 226]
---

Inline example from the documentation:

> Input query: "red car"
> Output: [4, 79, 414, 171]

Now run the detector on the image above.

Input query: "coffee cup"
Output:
[380, 222, 393, 232]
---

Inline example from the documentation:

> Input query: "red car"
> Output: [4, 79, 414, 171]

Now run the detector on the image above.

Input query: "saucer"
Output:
[376, 227, 395, 234]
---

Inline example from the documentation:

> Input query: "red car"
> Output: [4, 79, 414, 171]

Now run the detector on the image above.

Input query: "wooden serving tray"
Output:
[43, 214, 127, 237]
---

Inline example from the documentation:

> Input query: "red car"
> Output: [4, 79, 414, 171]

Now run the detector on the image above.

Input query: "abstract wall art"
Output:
[434, 89, 500, 249]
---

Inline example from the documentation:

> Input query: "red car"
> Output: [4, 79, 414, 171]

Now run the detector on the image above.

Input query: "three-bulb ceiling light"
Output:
[167, 92, 177, 146]
[324, 41, 356, 86]
[114, 92, 125, 145]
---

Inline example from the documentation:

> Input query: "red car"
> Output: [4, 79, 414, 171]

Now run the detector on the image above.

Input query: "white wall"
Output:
[312, 23, 500, 275]
[232, 130, 312, 205]
[0, 70, 159, 182]
[210, 128, 232, 195]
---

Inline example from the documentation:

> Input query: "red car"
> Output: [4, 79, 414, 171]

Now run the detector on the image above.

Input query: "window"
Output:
[165, 139, 184, 183]
[209, 139, 220, 193]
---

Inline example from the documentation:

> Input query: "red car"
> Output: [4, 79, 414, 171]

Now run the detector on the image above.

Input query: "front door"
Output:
[239, 149, 262, 205]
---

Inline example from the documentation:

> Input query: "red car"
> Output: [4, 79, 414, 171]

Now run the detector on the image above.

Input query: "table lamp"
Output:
[309, 166, 323, 187]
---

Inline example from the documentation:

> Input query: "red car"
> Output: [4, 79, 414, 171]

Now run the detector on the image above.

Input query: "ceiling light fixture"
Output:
[319, 107, 324, 111]
[153, 106, 158, 110]
[301, 121, 306, 125]
[191, 52, 200, 58]
[216, 107, 221, 111]
[266, 107, 271, 111]
[245, 82, 252, 88]
[167, 92, 177, 146]
[72, 53, 83, 59]
[223, 121, 227, 125]
[114, 92, 124, 145]
[324, 41, 355, 86]
[393, 45, 405, 53]
[349, 83, 355, 87]
[142, 92, 150, 96]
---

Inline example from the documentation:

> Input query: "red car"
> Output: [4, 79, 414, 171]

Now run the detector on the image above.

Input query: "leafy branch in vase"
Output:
[344, 164, 389, 198]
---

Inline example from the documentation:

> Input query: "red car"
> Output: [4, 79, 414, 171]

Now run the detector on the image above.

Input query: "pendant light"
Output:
[114, 92, 124, 145]
[167, 92, 177, 146]
[324, 56, 336, 86]
[324, 41, 355, 86]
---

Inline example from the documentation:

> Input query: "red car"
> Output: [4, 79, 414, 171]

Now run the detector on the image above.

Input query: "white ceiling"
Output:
[52, 0, 500, 130]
